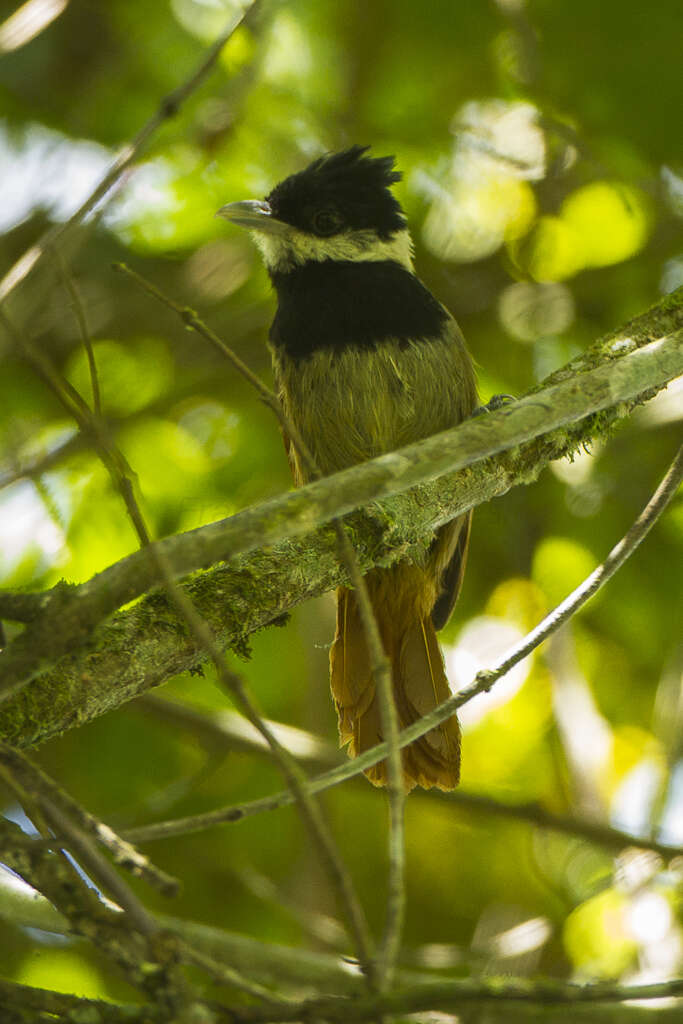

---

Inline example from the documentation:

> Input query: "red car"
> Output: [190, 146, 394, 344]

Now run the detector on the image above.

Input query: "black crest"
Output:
[266, 146, 407, 240]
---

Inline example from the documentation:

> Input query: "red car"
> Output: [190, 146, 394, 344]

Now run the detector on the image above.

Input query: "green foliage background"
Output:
[0, 0, 681, 1007]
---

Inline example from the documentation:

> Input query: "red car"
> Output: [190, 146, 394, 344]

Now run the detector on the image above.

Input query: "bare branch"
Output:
[230, 975, 683, 1022]
[0, 978, 163, 1024]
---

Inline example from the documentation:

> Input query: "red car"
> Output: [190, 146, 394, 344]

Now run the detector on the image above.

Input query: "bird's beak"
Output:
[216, 199, 289, 236]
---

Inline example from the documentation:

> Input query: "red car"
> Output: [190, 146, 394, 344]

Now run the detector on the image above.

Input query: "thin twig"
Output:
[39, 802, 159, 937]
[177, 941, 296, 1005]
[0, 741, 178, 896]
[227, 975, 683, 1023]
[435, 788, 683, 856]
[443, 442, 683, 719]
[334, 529, 405, 965]
[0, 750, 158, 939]
[136, 693, 341, 768]
[129, 695, 683, 857]
[0, 2, 260, 304]
[151, 568, 377, 982]
[125, 755, 683, 859]
[113, 262, 285, 425]
[58, 252, 102, 416]
[110, 454, 378, 979]
[335, 523, 405, 989]
[118, 261, 406, 987]
[234, 863, 348, 950]
[0, 815, 166, 998]
[124, 445, 683, 842]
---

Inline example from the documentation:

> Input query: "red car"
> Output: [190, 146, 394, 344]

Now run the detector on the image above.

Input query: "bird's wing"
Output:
[430, 510, 472, 631]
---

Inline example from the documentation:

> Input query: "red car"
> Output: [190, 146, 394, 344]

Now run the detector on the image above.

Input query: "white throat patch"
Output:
[253, 227, 414, 273]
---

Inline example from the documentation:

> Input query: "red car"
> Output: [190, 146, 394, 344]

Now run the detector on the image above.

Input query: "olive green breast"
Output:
[272, 320, 477, 485]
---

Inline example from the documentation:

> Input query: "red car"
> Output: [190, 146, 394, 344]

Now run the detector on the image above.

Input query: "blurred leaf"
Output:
[14, 948, 110, 999]
[65, 337, 174, 415]
[509, 215, 583, 283]
[486, 577, 548, 632]
[562, 181, 653, 269]
[118, 415, 212, 517]
[532, 536, 598, 608]
[564, 888, 638, 977]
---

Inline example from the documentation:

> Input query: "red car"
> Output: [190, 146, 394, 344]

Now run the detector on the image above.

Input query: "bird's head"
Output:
[218, 146, 414, 273]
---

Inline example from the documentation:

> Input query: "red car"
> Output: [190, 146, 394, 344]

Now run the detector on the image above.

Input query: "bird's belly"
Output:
[273, 335, 476, 484]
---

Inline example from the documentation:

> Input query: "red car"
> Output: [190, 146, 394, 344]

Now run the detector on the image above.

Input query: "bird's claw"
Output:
[472, 393, 516, 416]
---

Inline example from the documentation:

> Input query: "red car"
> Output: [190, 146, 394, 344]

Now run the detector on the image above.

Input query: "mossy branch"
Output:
[0, 288, 681, 748]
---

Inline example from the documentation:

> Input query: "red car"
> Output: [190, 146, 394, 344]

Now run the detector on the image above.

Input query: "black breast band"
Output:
[269, 260, 448, 361]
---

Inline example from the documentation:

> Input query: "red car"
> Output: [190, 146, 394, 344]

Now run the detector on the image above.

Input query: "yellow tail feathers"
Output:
[329, 580, 461, 792]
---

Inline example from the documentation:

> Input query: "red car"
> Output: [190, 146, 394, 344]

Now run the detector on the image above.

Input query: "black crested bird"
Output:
[218, 145, 477, 791]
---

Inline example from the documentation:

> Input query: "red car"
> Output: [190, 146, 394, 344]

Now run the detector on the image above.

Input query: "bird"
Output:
[218, 145, 477, 791]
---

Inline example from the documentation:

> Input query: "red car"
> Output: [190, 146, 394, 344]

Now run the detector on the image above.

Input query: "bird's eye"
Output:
[312, 209, 343, 236]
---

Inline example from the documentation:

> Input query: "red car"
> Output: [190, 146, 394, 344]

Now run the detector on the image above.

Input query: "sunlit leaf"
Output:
[118, 416, 212, 506]
[532, 536, 597, 608]
[561, 181, 653, 268]
[485, 577, 548, 631]
[14, 948, 109, 998]
[509, 214, 583, 282]
[65, 337, 174, 415]
[564, 888, 638, 977]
